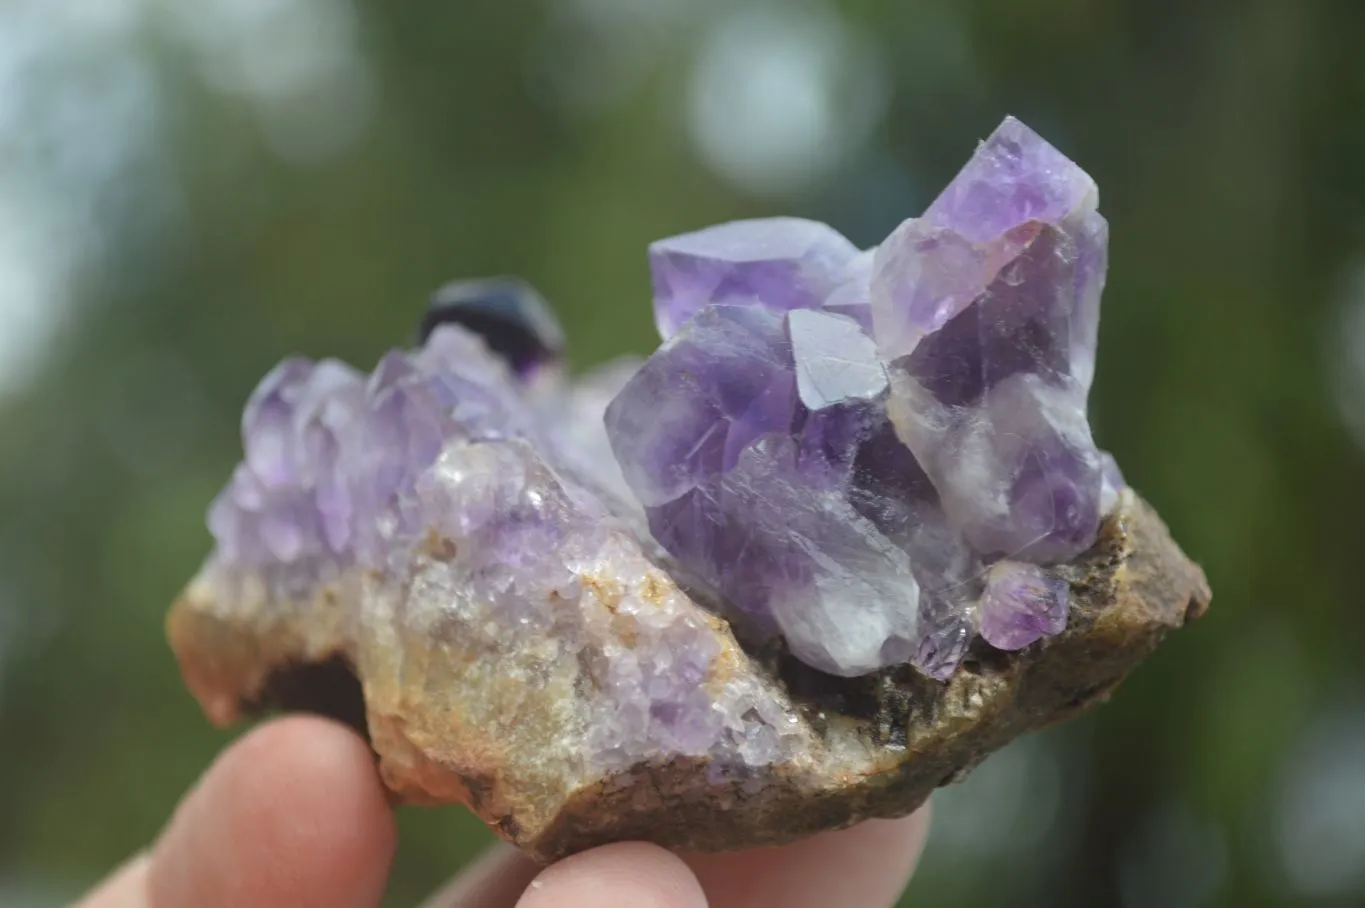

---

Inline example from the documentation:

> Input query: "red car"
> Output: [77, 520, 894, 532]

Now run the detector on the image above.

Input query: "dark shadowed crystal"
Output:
[420, 276, 565, 376]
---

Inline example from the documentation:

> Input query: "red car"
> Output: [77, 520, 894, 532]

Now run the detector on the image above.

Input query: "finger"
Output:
[145, 715, 396, 908]
[417, 843, 539, 908]
[514, 842, 707, 908]
[76, 853, 150, 908]
[685, 804, 931, 908]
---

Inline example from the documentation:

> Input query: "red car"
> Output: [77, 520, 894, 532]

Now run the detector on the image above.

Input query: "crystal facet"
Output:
[978, 560, 1070, 650]
[649, 217, 859, 340]
[872, 116, 1111, 563]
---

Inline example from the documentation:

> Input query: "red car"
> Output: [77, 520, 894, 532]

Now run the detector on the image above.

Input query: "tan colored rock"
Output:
[167, 489, 1208, 862]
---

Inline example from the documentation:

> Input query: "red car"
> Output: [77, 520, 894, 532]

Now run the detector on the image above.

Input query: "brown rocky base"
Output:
[167, 490, 1209, 862]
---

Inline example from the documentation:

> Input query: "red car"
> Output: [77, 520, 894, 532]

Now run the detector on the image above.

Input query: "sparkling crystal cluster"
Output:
[605, 116, 1123, 676]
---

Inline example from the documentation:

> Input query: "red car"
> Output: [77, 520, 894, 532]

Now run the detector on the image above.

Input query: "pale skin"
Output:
[77, 716, 931, 908]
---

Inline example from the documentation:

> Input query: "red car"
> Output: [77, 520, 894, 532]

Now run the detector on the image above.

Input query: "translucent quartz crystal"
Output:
[606, 115, 1122, 676]
[650, 217, 859, 340]
[978, 560, 1069, 651]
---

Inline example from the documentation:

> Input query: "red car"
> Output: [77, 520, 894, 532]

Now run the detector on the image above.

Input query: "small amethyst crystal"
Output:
[978, 561, 1070, 651]
[167, 116, 1209, 861]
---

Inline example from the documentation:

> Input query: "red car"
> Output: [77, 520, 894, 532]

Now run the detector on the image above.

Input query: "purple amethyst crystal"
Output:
[211, 357, 367, 565]
[873, 116, 1110, 563]
[606, 115, 1120, 676]
[649, 217, 859, 340]
[978, 561, 1069, 651]
[604, 299, 962, 675]
[210, 322, 545, 574]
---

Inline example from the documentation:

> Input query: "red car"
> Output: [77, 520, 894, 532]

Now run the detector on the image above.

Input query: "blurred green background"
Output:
[2, 0, 1364, 905]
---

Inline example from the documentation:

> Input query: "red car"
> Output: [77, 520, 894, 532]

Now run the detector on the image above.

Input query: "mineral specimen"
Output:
[167, 115, 1210, 860]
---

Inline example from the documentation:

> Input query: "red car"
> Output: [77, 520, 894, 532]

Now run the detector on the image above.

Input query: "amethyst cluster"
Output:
[208, 320, 540, 574]
[207, 277, 633, 580]
[207, 115, 1124, 685]
[605, 116, 1123, 676]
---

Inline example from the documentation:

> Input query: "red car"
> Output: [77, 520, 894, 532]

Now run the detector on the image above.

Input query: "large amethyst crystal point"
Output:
[168, 120, 1211, 861]
[872, 116, 1110, 562]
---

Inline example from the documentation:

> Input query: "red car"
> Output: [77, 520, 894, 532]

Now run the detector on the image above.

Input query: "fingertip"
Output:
[76, 853, 149, 908]
[686, 803, 931, 908]
[147, 715, 395, 908]
[516, 842, 707, 908]
[418, 844, 539, 908]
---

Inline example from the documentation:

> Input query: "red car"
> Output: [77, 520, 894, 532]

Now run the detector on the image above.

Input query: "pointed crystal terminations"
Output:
[607, 303, 924, 675]
[606, 115, 1125, 677]
[873, 116, 1110, 563]
[209, 281, 568, 573]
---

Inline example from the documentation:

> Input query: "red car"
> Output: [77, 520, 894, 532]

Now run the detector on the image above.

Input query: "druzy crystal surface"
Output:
[206, 297, 797, 774]
[605, 115, 1120, 676]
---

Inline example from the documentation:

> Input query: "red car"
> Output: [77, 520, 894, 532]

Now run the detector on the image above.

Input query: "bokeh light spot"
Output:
[684, 1, 888, 198]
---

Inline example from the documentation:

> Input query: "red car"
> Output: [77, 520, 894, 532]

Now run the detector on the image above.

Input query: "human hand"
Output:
[78, 716, 930, 907]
